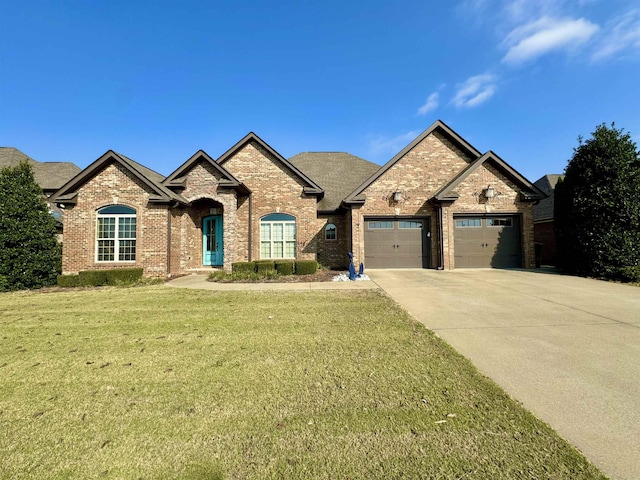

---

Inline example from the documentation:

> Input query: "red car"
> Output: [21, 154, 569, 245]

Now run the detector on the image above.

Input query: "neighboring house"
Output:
[0, 147, 81, 237]
[50, 120, 545, 277]
[533, 174, 564, 266]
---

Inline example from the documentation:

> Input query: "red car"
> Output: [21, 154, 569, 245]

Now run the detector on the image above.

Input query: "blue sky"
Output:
[2, 0, 639, 182]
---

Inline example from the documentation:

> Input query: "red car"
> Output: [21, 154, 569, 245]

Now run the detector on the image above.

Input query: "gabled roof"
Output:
[0, 147, 81, 191]
[433, 151, 546, 202]
[289, 152, 380, 211]
[50, 150, 187, 205]
[533, 174, 564, 222]
[217, 132, 324, 196]
[163, 149, 251, 196]
[343, 120, 482, 205]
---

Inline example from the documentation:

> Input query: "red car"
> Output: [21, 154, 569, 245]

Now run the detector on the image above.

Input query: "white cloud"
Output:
[592, 9, 640, 61]
[369, 130, 421, 156]
[416, 92, 439, 115]
[452, 74, 498, 108]
[502, 16, 599, 64]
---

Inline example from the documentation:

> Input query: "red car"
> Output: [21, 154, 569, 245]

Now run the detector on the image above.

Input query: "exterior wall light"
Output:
[483, 187, 495, 199]
[393, 191, 402, 202]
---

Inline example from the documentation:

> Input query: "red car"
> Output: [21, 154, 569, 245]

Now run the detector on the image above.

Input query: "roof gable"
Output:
[344, 120, 481, 204]
[163, 150, 250, 195]
[50, 150, 186, 205]
[217, 132, 324, 196]
[434, 151, 546, 202]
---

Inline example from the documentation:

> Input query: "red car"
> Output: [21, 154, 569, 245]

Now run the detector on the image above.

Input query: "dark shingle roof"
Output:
[533, 174, 564, 222]
[0, 147, 81, 191]
[289, 152, 380, 211]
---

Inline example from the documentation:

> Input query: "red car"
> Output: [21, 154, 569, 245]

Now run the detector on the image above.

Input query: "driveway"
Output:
[369, 268, 640, 480]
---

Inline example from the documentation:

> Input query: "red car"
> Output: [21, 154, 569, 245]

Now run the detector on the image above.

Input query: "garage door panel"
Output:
[454, 216, 521, 269]
[364, 218, 429, 268]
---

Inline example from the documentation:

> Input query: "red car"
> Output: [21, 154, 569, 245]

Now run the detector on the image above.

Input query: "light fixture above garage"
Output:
[393, 191, 403, 202]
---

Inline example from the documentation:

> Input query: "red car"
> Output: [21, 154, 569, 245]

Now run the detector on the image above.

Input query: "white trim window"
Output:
[96, 205, 136, 262]
[260, 213, 296, 259]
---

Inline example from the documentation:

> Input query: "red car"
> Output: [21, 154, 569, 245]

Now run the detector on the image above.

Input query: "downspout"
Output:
[437, 204, 445, 270]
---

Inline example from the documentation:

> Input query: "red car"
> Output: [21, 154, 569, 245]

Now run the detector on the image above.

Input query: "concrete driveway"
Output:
[369, 268, 640, 480]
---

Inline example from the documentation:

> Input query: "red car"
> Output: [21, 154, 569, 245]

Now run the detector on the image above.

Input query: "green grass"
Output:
[0, 287, 606, 479]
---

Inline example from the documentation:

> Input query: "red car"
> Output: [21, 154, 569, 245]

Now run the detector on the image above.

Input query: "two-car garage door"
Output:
[363, 215, 522, 269]
[454, 215, 522, 268]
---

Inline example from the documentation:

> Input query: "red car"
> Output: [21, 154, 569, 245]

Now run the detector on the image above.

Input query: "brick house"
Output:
[0, 147, 81, 238]
[533, 174, 564, 266]
[51, 120, 545, 277]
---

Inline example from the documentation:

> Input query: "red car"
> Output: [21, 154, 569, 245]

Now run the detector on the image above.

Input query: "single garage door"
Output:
[364, 218, 430, 268]
[454, 215, 521, 268]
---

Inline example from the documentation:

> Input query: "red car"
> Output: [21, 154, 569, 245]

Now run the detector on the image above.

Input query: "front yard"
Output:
[0, 287, 606, 479]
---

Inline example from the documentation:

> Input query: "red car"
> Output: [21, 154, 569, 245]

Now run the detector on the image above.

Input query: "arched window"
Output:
[260, 213, 296, 259]
[96, 205, 136, 262]
[325, 223, 337, 241]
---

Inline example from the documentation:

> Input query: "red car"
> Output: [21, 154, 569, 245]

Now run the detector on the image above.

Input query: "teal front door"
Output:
[203, 215, 223, 266]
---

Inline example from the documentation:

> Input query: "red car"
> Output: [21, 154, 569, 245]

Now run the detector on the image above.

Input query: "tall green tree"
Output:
[554, 123, 640, 278]
[0, 162, 61, 290]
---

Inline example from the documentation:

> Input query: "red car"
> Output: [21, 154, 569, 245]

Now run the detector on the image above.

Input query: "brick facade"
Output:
[61, 163, 170, 278]
[56, 121, 542, 278]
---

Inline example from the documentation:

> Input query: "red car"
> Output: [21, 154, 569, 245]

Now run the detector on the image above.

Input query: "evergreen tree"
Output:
[554, 123, 640, 278]
[0, 162, 61, 290]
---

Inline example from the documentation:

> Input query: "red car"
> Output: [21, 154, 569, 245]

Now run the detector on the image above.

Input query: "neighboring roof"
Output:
[344, 120, 482, 205]
[50, 150, 187, 205]
[0, 147, 81, 191]
[217, 132, 324, 196]
[533, 174, 564, 222]
[434, 151, 546, 202]
[289, 152, 380, 211]
[163, 149, 251, 196]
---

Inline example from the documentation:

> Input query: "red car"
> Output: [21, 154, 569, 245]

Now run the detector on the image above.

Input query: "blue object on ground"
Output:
[348, 252, 356, 280]
[359, 263, 364, 276]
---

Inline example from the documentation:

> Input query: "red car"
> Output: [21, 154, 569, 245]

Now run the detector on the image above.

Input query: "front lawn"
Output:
[0, 287, 605, 479]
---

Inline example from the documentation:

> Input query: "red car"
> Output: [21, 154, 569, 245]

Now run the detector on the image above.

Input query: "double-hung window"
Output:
[260, 213, 296, 259]
[96, 205, 136, 262]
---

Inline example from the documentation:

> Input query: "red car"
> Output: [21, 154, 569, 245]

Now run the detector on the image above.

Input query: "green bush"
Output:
[295, 260, 318, 275]
[0, 162, 61, 290]
[57, 274, 80, 287]
[232, 262, 256, 274]
[78, 270, 109, 287]
[208, 270, 230, 282]
[274, 261, 294, 276]
[105, 268, 143, 285]
[616, 266, 640, 283]
[256, 261, 275, 273]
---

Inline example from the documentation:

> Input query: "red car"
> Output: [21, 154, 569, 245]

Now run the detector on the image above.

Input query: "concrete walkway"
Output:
[165, 273, 379, 291]
[368, 268, 640, 480]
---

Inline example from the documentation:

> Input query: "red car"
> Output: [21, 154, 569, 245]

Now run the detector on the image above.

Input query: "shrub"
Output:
[295, 260, 318, 275]
[105, 268, 143, 285]
[78, 270, 109, 287]
[255, 261, 275, 273]
[209, 270, 230, 282]
[274, 261, 294, 276]
[616, 266, 640, 283]
[232, 262, 255, 274]
[0, 162, 61, 290]
[57, 274, 80, 287]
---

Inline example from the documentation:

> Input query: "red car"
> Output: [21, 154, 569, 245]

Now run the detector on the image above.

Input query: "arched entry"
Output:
[203, 215, 223, 266]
